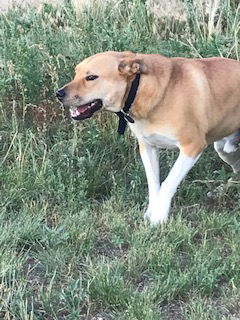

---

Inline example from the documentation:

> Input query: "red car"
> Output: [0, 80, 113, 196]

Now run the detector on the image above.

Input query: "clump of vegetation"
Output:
[0, 0, 240, 319]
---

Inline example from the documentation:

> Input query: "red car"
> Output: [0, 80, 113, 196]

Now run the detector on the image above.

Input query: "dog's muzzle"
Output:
[69, 99, 103, 120]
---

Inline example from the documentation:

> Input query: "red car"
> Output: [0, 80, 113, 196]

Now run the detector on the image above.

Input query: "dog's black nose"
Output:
[56, 88, 65, 101]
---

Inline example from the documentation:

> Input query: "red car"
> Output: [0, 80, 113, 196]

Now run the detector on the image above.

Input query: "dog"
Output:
[56, 51, 240, 225]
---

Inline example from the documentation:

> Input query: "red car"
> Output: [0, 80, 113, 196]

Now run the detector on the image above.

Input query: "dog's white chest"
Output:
[129, 121, 179, 148]
[143, 133, 178, 148]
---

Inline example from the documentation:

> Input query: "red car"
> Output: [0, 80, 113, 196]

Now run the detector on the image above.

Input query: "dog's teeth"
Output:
[71, 109, 80, 116]
[71, 109, 77, 117]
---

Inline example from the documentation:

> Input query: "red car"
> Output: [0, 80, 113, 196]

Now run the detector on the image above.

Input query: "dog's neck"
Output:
[130, 56, 173, 120]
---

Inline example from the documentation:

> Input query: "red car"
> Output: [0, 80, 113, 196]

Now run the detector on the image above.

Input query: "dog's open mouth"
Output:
[70, 99, 103, 120]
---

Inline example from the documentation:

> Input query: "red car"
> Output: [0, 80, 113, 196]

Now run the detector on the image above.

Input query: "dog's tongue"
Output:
[70, 105, 89, 117]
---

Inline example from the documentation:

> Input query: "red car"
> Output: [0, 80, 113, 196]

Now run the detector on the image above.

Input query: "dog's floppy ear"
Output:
[118, 57, 147, 77]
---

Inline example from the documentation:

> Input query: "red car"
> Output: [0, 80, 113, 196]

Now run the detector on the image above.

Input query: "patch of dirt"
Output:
[22, 256, 48, 290]
[161, 301, 185, 320]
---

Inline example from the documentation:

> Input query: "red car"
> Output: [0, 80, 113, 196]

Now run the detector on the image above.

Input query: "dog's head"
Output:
[56, 51, 146, 120]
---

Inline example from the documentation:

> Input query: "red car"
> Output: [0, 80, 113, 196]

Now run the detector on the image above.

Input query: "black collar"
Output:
[115, 73, 141, 135]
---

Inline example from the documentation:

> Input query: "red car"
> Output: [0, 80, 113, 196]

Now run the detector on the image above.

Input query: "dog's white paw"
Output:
[144, 208, 168, 226]
[144, 207, 152, 220]
[144, 195, 171, 226]
[149, 212, 168, 226]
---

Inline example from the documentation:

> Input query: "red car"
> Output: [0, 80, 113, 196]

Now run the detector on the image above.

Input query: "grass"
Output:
[0, 0, 240, 319]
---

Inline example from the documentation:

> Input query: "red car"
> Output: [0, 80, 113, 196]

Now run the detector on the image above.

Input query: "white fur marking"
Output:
[129, 121, 179, 148]
[143, 133, 178, 149]
[147, 152, 201, 225]
[223, 141, 238, 153]
[215, 130, 240, 154]
[139, 142, 160, 216]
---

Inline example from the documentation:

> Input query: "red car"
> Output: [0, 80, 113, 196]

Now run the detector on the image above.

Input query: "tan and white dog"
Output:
[56, 51, 240, 225]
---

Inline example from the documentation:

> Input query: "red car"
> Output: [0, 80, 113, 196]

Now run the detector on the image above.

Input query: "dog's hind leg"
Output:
[147, 142, 205, 225]
[214, 130, 240, 174]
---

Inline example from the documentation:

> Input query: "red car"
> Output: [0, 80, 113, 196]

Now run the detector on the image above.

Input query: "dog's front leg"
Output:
[138, 139, 160, 220]
[148, 145, 203, 225]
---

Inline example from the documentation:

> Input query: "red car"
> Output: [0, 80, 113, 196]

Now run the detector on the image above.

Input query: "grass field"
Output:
[1, 0, 240, 319]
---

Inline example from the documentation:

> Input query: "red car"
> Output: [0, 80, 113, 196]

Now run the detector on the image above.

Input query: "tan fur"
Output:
[57, 51, 240, 224]
[61, 51, 240, 158]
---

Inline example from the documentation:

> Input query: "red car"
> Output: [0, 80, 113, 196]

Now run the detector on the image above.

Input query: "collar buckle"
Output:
[115, 73, 141, 135]
[121, 110, 135, 123]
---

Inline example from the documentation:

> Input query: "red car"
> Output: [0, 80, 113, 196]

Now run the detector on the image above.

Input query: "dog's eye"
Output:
[86, 75, 99, 81]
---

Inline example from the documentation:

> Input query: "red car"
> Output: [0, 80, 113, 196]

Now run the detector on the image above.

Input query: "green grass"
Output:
[1, 0, 240, 319]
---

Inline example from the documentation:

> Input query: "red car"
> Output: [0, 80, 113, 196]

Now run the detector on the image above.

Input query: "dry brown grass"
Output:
[0, 0, 119, 11]
[0, 0, 59, 11]
[0, 0, 228, 41]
